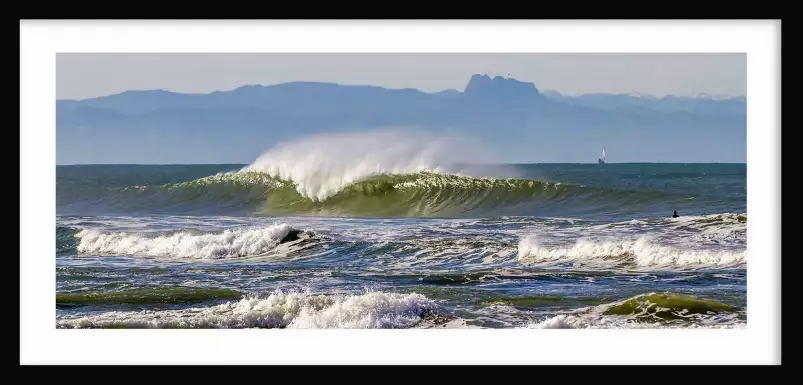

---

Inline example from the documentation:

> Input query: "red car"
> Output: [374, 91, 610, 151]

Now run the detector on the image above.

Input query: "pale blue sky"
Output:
[57, 53, 746, 100]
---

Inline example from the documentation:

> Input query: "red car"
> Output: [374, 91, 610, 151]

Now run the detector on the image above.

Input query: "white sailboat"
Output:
[598, 146, 607, 164]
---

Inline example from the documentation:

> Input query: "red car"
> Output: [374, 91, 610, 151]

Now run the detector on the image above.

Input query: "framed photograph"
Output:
[20, 20, 781, 365]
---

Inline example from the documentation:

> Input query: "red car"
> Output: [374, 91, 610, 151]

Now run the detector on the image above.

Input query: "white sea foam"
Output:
[526, 314, 641, 329]
[669, 212, 746, 225]
[242, 129, 497, 201]
[56, 290, 436, 329]
[75, 224, 298, 259]
[517, 235, 746, 268]
[525, 314, 746, 329]
[671, 213, 747, 242]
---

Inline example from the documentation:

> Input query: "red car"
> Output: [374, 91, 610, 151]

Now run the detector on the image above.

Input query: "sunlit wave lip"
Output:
[241, 128, 501, 201]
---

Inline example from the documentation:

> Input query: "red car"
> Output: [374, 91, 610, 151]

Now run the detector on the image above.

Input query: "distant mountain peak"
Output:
[464, 74, 543, 101]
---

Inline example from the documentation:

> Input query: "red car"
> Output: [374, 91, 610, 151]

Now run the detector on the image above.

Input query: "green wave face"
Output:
[260, 173, 578, 217]
[58, 171, 291, 215]
[57, 226, 80, 255]
[57, 287, 244, 307]
[59, 170, 706, 218]
[602, 292, 739, 321]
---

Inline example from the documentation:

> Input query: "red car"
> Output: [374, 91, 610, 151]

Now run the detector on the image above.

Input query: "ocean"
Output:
[55, 159, 747, 329]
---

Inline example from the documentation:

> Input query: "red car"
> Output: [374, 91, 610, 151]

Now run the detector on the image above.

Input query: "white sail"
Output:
[602, 147, 606, 162]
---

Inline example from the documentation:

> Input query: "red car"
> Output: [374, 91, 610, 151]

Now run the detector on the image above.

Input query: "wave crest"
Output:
[243, 129, 497, 201]
[517, 235, 745, 269]
[75, 224, 303, 259]
[57, 290, 438, 329]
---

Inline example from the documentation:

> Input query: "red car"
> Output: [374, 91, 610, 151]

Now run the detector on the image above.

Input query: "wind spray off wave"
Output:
[242, 129, 500, 201]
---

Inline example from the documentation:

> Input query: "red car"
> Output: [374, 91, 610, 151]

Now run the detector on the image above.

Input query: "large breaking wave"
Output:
[56, 130, 732, 218]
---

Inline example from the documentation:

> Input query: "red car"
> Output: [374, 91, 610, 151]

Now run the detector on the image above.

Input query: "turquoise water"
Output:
[56, 163, 746, 328]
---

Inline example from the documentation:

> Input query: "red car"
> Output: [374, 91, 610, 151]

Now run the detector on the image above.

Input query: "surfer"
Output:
[279, 229, 303, 244]
[672, 210, 679, 218]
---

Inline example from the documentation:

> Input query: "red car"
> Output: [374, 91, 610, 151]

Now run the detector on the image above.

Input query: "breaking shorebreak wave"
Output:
[56, 290, 744, 329]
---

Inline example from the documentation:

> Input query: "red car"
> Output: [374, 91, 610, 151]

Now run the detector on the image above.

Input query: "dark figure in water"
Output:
[279, 229, 303, 244]
[672, 210, 679, 218]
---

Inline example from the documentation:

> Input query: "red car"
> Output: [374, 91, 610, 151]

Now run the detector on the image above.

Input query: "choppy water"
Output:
[56, 153, 746, 329]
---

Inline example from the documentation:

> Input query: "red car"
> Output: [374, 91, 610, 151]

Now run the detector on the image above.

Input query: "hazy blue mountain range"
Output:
[56, 74, 746, 164]
[540, 90, 746, 116]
